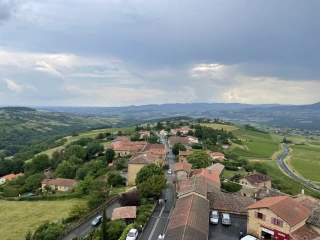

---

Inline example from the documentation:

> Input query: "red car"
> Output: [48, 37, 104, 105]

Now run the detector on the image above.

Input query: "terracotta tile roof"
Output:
[191, 168, 220, 185]
[210, 152, 225, 157]
[247, 196, 312, 226]
[165, 193, 209, 240]
[174, 162, 192, 173]
[187, 136, 198, 140]
[41, 178, 77, 188]
[114, 145, 144, 151]
[179, 151, 193, 156]
[128, 153, 159, 164]
[295, 195, 320, 228]
[168, 136, 189, 146]
[111, 206, 136, 220]
[255, 187, 288, 200]
[206, 163, 225, 175]
[2, 173, 23, 180]
[290, 224, 320, 240]
[208, 190, 255, 214]
[177, 176, 207, 198]
[44, 171, 54, 179]
[111, 137, 130, 143]
[142, 143, 166, 151]
[243, 172, 272, 184]
[146, 148, 166, 156]
[307, 208, 320, 228]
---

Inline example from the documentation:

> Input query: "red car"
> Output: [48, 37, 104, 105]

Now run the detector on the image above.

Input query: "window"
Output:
[254, 211, 266, 221]
[257, 212, 263, 219]
[271, 217, 283, 227]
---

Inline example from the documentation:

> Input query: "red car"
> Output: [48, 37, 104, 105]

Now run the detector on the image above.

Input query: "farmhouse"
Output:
[210, 152, 225, 161]
[127, 153, 164, 185]
[239, 172, 272, 189]
[0, 173, 23, 184]
[41, 178, 77, 192]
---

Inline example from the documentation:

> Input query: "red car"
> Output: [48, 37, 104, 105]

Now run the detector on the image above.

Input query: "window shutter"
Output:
[254, 212, 258, 218]
[262, 214, 266, 221]
[271, 217, 274, 224]
[280, 220, 283, 227]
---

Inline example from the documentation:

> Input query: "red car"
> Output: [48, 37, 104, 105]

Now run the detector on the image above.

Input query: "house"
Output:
[206, 163, 225, 176]
[44, 171, 54, 179]
[187, 136, 198, 144]
[254, 187, 288, 200]
[171, 127, 195, 136]
[178, 150, 193, 162]
[177, 176, 207, 199]
[174, 161, 192, 182]
[246, 196, 313, 240]
[159, 130, 168, 136]
[239, 172, 272, 189]
[112, 206, 136, 224]
[139, 131, 150, 139]
[127, 153, 164, 185]
[41, 178, 77, 192]
[111, 141, 147, 157]
[190, 168, 220, 187]
[210, 152, 225, 161]
[168, 136, 190, 147]
[142, 143, 167, 159]
[0, 173, 23, 184]
[164, 193, 209, 240]
[110, 137, 131, 146]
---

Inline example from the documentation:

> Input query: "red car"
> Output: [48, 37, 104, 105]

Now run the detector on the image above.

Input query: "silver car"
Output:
[221, 213, 231, 226]
[210, 211, 219, 224]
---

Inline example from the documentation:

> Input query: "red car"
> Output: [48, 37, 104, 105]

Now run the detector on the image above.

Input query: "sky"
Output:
[0, 0, 319, 106]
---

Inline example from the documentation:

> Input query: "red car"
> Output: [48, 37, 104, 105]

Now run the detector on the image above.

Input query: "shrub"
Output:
[221, 182, 242, 192]
[140, 198, 147, 205]
[119, 190, 140, 206]
[137, 214, 147, 224]
[4, 187, 19, 197]
[118, 223, 134, 240]
[108, 173, 124, 187]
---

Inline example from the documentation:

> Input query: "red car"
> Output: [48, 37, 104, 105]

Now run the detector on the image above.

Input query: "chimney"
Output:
[302, 189, 304, 195]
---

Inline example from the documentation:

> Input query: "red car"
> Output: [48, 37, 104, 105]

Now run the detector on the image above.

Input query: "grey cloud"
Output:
[0, 0, 20, 24]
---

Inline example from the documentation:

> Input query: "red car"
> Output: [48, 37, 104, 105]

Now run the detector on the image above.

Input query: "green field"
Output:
[0, 199, 85, 240]
[288, 144, 320, 185]
[263, 161, 320, 198]
[230, 130, 280, 159]
[222, 169, 248, 179]
[200, 123, 240, 132]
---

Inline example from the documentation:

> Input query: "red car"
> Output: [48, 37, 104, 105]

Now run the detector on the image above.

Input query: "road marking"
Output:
[148, 204, 165, 240]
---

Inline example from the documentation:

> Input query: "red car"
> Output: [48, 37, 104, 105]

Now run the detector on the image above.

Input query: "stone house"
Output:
[41, 178, 77, 192]
[210, 152, 225, 161]
[246, 196, 313, 240]
[173, 161, 192, 183]
[178, 150, 193, 162]
[127, 153, 164, 185]
[239, 172, 272, 189]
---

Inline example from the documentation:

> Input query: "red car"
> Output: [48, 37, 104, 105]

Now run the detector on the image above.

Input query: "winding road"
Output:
[277, 143, 320, 192]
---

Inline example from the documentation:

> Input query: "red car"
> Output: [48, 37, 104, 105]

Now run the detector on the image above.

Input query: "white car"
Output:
[210, 211, 219, 224]
[241, 235, 259, 240]
[167, 169, 173, 174]
[221, 213, 231, 226]
[126, 229, 138, 240]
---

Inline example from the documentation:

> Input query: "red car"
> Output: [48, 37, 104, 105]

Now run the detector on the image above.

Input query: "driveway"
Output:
[209, 214, 247, 240]
[62, 201, 120, 240]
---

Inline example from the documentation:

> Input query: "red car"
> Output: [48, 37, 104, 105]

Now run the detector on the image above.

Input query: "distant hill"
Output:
[0, 106, 36, 111]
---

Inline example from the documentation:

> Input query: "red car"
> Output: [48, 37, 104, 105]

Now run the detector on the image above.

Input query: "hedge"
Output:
[221, 182, 242, 192]
[0, 193, 83, 201]
[118, 223, 134, 240]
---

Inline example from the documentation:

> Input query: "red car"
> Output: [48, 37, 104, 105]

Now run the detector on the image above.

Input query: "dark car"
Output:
[28, 193, 35, 197]
[91, 215, 103, 226]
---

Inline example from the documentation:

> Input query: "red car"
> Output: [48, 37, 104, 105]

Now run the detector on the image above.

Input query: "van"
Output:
[221, 213, 231, 226]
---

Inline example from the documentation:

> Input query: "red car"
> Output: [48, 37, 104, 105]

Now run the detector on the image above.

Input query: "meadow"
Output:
[288, 144, 320, 185]
[200, 123, 240, 132]
[0, 199, 85, 240]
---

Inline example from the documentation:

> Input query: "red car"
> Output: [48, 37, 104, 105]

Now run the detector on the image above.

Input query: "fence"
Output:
[59, 195, 119, 239]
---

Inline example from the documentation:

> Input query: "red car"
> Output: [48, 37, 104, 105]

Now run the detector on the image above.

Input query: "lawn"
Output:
[262, 161, 320, 198]
[222, 169, 248, 179]
[200, 123, 240, 132]
[0, 199, 85, 240]
[288, 145, 320, 185]
[230, 130, 280, 159]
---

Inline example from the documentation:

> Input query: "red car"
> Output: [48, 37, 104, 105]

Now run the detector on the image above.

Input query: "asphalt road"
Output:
[278, 143, 320, 192]
[62, 201, 120, 240]
[138, 132, 176, 240]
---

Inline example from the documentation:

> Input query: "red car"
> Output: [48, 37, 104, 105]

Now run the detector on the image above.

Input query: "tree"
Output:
[137, 175, 167, 198]
[68, 155, 83, 165]
[187, 130, 194, 136]
[32, 154, 50, 173]
[74, 175, 95, 195]
[0, 158, 12, 177]
[108, 173, 124, 187]
[172, 143, 186, 156]
[176, 131, 182, 136]
[106, 220, 126, 240]
[54, 161, 78, 179]
[25, 230, 32, 240]
[101, 206, 108, 240]
[75, 167, 88, 180]
[31, 221, 64, 240]
[187, 150, 211, 168]
[65, 145, 86, 160]
[86, 141, 104, 159]
[44, 184, 51, 192]
[131, 132, 140, 141]
[135, 163, 164, 185]
[50, 150, 65, 170]
[105, 148, 115, 164]
[115, 158, 127, 171]
[155, 122, 164, 130]
[69, 202, 90, 220]
[119, 190, 140, 206]
[96, 133, 105, 139]
[25, 173, 45, 191]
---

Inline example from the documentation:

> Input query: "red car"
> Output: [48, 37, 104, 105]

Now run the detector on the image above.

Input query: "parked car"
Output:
[28, 193, 35, 197]
[126, 228, 138, 240]
[241, 235, 259, 240]
[210, 211, 219, 224]
[221, 213, 231, 226]
[91, 215, 103, 226]
[167, 169, 173, 174]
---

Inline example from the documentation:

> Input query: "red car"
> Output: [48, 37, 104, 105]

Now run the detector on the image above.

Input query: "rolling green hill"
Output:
[0, 107, 116, 157]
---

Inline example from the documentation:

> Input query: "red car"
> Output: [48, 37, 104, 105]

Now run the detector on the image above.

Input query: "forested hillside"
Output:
[0, 107, 114, 157]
